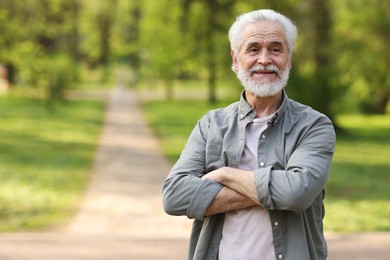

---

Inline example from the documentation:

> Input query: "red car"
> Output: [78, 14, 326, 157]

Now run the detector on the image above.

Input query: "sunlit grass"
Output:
[136, 79, 240, 101]
[324, 114, 390, 232]
[143, 99, 233, 162]
[325, 200, 389, 232]
[0, 93, 105, 232]
[142, 99, 390, 233]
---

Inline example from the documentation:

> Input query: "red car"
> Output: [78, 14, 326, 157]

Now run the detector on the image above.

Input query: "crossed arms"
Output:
[201, 167, 260, 216]
[162, 107, 336, 220]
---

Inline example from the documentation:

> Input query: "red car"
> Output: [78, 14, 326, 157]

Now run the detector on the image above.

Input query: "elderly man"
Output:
[162, 9, 336, 260]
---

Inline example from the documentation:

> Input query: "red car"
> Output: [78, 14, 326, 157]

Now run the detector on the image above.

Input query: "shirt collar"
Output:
[238, 89, 288, 126]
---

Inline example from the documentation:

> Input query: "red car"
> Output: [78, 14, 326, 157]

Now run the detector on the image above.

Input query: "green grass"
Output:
[143, 99, 233, 162]
[142, 100, 390, 233]
[0, 92, 106, 232]
[324, 114, 390, 232]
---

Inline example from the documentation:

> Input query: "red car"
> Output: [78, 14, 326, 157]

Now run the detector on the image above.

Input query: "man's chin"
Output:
[244, 84, 283, 98]
[251, 75, 277, 85]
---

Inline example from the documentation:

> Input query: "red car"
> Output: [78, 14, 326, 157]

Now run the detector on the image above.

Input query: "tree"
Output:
[79, 0, 116, 69]
[112, 0, 142, 86]
[138, 0, 185, 99]
[126, 0, 142, 84]
[310, 0, 333, 118]
[96, 0, 118, 65]
[180, 0, 235, 103]
[0, 0, 87, 110]
[333, 0, 390, 113]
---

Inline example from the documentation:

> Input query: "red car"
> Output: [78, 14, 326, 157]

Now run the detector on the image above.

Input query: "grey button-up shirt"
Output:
[162, 91, 336, 260]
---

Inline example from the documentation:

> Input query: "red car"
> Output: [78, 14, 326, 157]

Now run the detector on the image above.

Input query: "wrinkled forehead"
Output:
[241, 20, 288, 48]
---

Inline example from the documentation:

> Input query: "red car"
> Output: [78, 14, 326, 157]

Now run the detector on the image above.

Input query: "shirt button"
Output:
[278, 254, 283, 259]
[239, 114, 244, 118]
[274, 222, 279, 226]
[261, 134, 266, 139]
[259, 162, 265, 167]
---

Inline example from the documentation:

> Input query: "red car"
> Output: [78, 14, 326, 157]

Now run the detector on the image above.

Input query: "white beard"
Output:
[236, 64, 290, 97]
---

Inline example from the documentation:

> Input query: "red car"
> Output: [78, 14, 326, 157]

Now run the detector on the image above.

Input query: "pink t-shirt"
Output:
[219, 114, 276, 260]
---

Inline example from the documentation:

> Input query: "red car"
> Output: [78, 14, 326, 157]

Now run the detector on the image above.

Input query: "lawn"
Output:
[324, 114, 390, 232]
[0, 91, 106, 232]
[142, 99, 390, 233]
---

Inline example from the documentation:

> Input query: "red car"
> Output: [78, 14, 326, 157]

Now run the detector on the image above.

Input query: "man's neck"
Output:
[245, 90, 283, 118]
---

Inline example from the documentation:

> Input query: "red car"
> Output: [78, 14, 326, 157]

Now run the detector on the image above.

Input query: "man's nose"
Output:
[256, 50, 272, 65]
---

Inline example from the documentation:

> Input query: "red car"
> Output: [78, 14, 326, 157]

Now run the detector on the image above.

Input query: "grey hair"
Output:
[228, 9, 298, 61]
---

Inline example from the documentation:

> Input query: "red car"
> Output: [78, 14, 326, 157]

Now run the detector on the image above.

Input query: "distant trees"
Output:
[332, 0, 390, 114]
[180, 0, 235, 103]
[0, 0, 389, 115]
[0, 0, 80, 108]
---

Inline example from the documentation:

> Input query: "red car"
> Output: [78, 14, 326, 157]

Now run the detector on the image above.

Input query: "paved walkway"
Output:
[0, 86, 389, 259]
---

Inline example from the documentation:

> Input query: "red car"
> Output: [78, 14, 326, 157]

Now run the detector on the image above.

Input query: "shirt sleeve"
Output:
[162, 115, 223, 220]
[254, 113, 336, 213]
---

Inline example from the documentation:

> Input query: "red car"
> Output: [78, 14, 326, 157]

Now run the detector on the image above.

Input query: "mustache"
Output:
[250, 64, 280, 75]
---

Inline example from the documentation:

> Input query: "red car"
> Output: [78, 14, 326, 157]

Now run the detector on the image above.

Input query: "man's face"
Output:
[232, 20, 291, 97]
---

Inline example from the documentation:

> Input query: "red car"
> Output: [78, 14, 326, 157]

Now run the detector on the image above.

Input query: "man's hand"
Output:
[202, 167, 261, 216]
[204, 186, 257, 216]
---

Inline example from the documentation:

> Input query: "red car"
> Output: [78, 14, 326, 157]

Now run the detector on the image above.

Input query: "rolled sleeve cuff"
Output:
[253, 166, 274, 209]
[187, 179, 224, 220]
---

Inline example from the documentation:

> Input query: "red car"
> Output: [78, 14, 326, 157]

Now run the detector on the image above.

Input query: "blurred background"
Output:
[0, 0, 389, 235]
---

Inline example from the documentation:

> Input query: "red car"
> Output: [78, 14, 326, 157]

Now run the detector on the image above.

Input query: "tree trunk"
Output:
[128, 0, 141, 86]
[69, 0, 80, 82]
[311, 0, 334, 120]
[97, 0, 118, 65]
[206, 0, 217, 104]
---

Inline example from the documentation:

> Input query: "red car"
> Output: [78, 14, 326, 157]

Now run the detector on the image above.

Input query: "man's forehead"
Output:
[243, 21, 286, 43]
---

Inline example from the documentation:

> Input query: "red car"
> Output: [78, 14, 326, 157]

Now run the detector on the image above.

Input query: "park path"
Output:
[0, 86, 389, 259]
[0, 86, 191, 259]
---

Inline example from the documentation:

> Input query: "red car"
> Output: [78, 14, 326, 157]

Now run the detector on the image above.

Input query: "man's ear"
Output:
[288, 60, 292, 70]
[231, 50, 238, 72]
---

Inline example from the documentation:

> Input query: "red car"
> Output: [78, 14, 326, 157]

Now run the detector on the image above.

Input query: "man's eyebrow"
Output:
[270, 41, 284, 47]
[245, 42, 258, 49]
[245, 41, 285, 48]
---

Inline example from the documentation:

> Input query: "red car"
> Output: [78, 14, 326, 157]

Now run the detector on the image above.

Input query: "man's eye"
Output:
[270, 48, 281, 53]
[248, 48, 259, 54]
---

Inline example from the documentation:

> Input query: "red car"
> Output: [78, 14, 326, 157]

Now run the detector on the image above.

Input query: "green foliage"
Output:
[138, 0, 183, 80]
[38, 55, 75, 109]
[0, 0, 81, 107]
[1, 0, 389, 113]
[142, 96, 390, 233]
[0, 93, 105, 231]
[332, 0, 390, 113]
